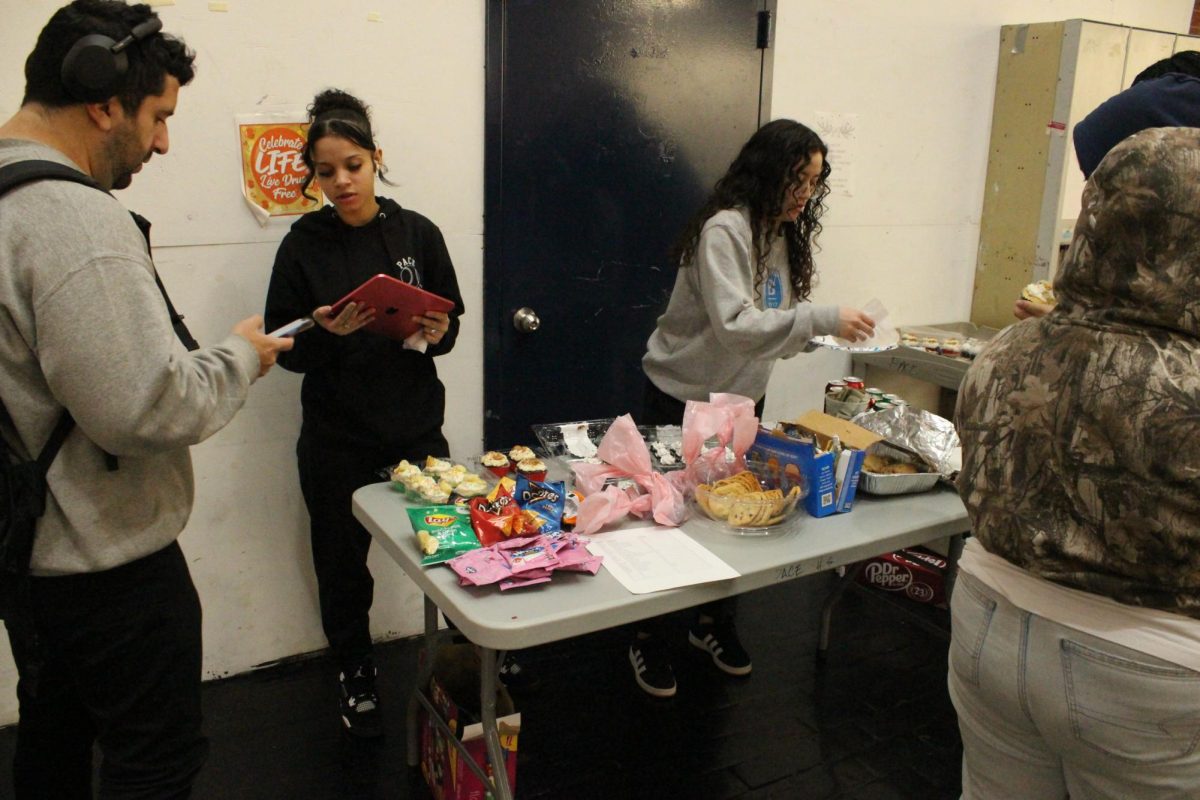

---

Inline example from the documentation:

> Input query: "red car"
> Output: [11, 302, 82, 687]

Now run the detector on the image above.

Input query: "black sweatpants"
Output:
[7, 541, 206, 800]
[297, 432, 447, 671]
[637, 379, 766, 637]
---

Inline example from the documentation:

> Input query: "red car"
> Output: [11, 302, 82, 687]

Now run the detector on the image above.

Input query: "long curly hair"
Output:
[300, 88, 394, 201]
[670, 119, 830, 303]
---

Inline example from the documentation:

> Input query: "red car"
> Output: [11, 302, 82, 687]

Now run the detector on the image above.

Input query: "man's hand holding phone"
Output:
[233, 315, 295, 377]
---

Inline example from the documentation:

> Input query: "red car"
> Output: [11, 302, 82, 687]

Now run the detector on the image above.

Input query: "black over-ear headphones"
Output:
[60, 17, 163, 103]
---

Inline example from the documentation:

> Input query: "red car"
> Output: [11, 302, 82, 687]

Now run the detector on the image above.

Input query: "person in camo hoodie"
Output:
[952, 127, 1200, 799]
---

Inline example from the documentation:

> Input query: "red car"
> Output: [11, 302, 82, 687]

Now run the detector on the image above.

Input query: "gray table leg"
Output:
[818, 561, 866, 655]
[479, 647, 514, 800]
[406, 595, 440, 767]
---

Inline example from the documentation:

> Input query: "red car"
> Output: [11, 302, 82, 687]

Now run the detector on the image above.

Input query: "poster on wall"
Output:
[814, 111, 857, 198]
[236, 112, 321, 225]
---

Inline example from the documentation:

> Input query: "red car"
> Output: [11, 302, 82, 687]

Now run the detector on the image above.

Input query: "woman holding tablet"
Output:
[264, 88, 464, 737]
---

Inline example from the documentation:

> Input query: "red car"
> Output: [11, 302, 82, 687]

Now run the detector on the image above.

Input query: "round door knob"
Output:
[513, 307, 541, 333]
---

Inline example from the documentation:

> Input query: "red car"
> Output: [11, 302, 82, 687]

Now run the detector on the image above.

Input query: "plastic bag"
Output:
[572, 414, 688, 534]
[671, 393, 759, 494]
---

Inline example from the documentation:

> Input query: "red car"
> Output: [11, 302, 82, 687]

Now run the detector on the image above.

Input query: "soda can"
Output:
[883, 393, 906, 405]
[866, 388, 886, 399]
[825, 379, 847, 395]
[843, 376, 865, 391]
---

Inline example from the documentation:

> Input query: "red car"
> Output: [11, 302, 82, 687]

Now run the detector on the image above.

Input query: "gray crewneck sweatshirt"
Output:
[642, 207, 838, 403]
[0, 140, 260, 575]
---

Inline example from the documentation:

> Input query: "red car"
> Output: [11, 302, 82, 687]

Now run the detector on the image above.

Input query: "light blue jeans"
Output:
[948, 570, 1200, 800]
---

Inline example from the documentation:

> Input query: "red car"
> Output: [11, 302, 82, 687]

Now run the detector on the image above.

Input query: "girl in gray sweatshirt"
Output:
[631, 120, 874, 699]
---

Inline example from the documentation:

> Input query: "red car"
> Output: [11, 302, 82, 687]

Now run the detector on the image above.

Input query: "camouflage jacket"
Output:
[956, 127, 1200, 618]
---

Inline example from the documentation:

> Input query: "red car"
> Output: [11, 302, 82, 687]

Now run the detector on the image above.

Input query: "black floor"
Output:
[0, 571, 963, 799]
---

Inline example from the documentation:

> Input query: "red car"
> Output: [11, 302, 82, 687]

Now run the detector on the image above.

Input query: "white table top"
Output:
[353, 482, 969, 650]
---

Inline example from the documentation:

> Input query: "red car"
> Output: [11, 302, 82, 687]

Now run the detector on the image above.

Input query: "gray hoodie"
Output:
[642, 207, 838, 402]
[0, 140, 259, 575]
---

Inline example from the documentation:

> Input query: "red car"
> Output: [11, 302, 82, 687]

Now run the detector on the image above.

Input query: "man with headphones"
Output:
[0, 2, 292, 797]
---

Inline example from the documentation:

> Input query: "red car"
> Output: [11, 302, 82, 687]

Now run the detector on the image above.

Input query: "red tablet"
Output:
[328, 274, 455, 341]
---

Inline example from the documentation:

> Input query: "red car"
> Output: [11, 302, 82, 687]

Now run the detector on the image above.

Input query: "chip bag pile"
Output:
[468, 476, 568, 546]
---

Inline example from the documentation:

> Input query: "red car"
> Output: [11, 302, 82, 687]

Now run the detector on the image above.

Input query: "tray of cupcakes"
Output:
[387, 456, 492, 506]
[478, 444, 550, 483]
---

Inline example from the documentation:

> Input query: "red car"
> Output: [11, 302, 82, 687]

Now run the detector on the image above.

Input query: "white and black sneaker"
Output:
[628, 636, 676, 698]
[689, 620, 752, 676]
[339, 661, 383, 738]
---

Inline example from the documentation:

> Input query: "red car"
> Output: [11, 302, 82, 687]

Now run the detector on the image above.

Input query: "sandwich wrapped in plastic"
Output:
[571, 414, 688, 534]
[669, 393, 760, 494]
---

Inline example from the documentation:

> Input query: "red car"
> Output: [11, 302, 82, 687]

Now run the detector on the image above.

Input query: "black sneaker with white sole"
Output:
[339, 661, 384, 738]
[628, 636, 676, 698]
[689, 620, 752, 676]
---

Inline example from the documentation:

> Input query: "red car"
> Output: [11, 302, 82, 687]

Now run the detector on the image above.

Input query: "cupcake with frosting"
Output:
[407, 475, 440, 501]
[453, 475, 490, 499]
[480, 451, 511, 477]
[390, 460, 422, 484]
[419, 483, 451, 504]
[508, 445, 537, 464]
[423, 456, 453, 477]
[516, 457, 548, 482]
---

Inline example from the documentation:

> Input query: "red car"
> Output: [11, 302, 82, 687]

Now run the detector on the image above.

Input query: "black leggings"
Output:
[297, 432, 447, 670]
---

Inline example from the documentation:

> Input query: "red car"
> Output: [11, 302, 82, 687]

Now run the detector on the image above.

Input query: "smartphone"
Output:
[268, 317, 315, 338]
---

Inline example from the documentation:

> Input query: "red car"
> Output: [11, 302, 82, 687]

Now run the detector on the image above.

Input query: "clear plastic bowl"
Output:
[692, 461, 807, 536]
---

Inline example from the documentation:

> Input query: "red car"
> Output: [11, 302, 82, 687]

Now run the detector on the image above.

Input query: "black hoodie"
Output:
[265, 197, 464, 451]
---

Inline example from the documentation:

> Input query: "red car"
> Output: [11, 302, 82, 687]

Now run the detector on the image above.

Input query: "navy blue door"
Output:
[484, 0, 775, 448]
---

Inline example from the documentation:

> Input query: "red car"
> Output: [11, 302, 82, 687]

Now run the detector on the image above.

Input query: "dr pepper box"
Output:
[855, 547, 949, 608]
[747, 411, 882, 517]
[419, 674, 520, 800]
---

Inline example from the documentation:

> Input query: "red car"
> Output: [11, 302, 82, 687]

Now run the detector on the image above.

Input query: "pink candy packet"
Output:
[505, 542, 560, 574]
[446, 532, 601, 589]
[450, 547, 512, 587]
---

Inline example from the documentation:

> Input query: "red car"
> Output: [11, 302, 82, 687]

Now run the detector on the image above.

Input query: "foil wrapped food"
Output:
[851, 405, 961, 478]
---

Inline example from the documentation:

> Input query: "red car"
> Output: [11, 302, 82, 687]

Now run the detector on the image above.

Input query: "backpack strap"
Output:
[0, 162, 94, 471]
[0, 160, 100, 194]
[0, 160, 199, 351]
[0, 159, 207, 467]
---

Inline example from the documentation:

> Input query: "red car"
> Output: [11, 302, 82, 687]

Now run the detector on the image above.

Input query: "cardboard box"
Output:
[419, 674, 520, 800]
[747, 411, 882, 517]
[856, 546, 949, 608]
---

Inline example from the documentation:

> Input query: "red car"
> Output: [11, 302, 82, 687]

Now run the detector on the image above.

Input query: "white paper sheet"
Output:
[585, 526, 740, 594]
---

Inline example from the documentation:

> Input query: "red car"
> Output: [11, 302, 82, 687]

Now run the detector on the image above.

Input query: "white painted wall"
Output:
[0, 0, 1190, 724]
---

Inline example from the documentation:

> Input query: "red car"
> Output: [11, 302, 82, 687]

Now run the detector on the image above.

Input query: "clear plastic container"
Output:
[692, 461, 807, 536]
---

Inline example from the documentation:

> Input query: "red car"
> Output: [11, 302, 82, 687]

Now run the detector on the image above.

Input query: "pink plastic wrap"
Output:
[572, 414, 688, 534]
[672, 393, 759, 494]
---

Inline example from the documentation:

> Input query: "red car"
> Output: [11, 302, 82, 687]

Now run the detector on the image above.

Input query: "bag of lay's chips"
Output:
[514, 476, 567, 536]
[405, 505, 479, 566]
